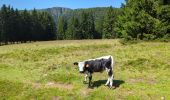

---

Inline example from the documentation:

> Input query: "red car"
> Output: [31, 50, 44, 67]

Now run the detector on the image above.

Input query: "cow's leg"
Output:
[109, 75, 113, 88]
[108, 70, 113, 88]
[105, 77, 110, 86]
[85, 74, 88, 82]
[105, 68, 110, 86]
[83, 74, 88, 84]
[88, 73, 92, 88]
[105, 68, 113, 88]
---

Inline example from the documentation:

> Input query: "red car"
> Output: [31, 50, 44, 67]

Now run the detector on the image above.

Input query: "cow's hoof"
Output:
[83, 81, 87, 84]
[88, 86, 93, 89]
[105, 84, 109, 87]
[109, 86, 116, 89]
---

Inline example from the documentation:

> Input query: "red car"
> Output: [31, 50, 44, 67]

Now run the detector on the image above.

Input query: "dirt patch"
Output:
[52, 96, 61, 100]
[129, 78, 144, 84]
[31, 82, 42, 89]
[45, 82, 73, 90]
[129, 78, 157, 85]
[23, 80, 42, 89]
[147, 79, 157, 85]
[80, 88, 93, 96]
[23, 81, 73, 90]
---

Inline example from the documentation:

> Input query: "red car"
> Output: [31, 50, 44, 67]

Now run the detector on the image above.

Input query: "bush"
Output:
[119, 38, 139, 45]
[143, 34, 157, 40]
[159, 34, 170, 42]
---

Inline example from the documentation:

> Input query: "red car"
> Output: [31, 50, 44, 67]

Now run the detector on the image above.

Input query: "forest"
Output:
[0, 0, 170, 45]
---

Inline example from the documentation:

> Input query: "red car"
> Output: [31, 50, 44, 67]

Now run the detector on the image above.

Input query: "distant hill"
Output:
[40, 7, 120, 22]
[40, 7, 72, 22]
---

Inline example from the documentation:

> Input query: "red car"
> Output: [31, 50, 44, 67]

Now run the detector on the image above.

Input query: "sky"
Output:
[0, 0, 125, 10]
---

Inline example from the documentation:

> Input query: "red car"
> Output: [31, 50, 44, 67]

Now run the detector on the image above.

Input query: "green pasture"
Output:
[0, 39, 169, 100]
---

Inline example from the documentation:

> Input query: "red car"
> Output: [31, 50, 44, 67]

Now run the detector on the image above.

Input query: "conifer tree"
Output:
[57, 16, 67, 40]
[103, 6, 115, 39]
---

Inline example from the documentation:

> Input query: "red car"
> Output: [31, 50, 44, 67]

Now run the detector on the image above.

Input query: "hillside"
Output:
[40, 7, 120, 22]
[0, 40, 169, 99]
[40, 7, 72, 22]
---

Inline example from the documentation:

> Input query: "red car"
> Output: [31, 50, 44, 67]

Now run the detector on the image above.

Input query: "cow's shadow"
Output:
[92, 79, 125, 89]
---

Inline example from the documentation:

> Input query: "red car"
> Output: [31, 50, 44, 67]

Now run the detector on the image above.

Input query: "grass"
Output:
[0, 39, 169, 100]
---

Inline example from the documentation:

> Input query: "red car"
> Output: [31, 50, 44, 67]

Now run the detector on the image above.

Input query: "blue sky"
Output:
[0, 0, 125, 10]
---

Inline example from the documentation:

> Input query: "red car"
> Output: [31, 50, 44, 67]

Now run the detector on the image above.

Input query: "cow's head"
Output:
[73, 62, 85, 73]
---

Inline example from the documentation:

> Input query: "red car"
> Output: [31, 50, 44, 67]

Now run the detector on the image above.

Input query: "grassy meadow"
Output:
[0, 39, 169, 100]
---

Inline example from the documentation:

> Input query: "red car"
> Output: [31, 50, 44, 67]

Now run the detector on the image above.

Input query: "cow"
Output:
[74, 55, 114, 88]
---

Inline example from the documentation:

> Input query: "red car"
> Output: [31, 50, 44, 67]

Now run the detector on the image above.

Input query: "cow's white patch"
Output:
[105, 77, 110, 86]
[105, 68, 110, 73]
[84, 55, 111, 62]
[105, 75, 113, 87]
[109, 75, 113, 87]
[78, 62, 85, 72]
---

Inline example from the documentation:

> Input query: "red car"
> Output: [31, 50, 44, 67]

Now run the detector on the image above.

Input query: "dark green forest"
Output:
[57, 7, 121, 39]
[0, 5, 56, 45]
[0, 0, 170, 45]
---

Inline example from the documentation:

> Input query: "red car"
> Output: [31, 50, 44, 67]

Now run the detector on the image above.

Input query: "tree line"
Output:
[57, 11, 96, 39]
[56, 0, 170, 41]
[0, 5, 118, 45]
[0, 0, 170, 45]
[0, 5, 56, 45]
[56, 7, 120, 40]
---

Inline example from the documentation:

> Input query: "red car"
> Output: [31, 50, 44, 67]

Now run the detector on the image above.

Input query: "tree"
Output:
[95, 17, 104, 39]
[103, 6, 115, 39]
[0, 5, 9, 44]
[66, 16, 80, 39]
[115, 0, 168, 40]
[73, 17, 80, 39]
[40, 12, 56, 40]
[20, 9, 31, 42]
[79, 11, 95, 39]
[45, 12, 56, 40]
[14, 9, 21, 43]
[57, 16, 67, 40]
[79, 11, 89, 39]
[88, 12, 96, 39]
[163, 0, 170, 5]
[158, 4, 170, 35]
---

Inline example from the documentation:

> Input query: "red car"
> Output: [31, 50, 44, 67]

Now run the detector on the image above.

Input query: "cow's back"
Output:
[85, 60, 104, 73]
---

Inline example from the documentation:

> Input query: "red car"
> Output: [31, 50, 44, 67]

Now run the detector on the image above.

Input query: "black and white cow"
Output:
[74, 55, 114, 88]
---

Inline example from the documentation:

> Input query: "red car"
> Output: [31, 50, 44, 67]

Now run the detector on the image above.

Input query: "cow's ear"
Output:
[85, 64, 89, 68]
[73, 62, 78, 65]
